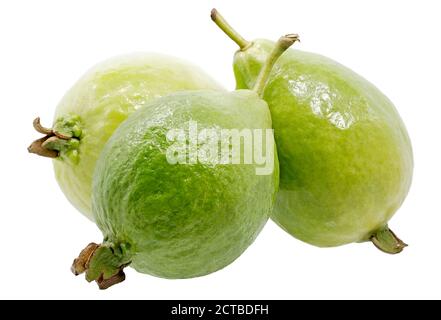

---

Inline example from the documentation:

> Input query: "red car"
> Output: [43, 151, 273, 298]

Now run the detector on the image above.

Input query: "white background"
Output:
[0, 0, 440, 300]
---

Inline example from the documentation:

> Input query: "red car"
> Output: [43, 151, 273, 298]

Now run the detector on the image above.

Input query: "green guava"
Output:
[71, 36, 297, 289]
[211, 9, 413, 253]
[28, 53, 223, 220]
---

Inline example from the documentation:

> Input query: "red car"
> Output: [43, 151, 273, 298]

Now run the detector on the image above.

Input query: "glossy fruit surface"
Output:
[235, 40, 413, 249]
[91, 90, 278, 278]
[45, 54, 223, 220]
[210, 9, 412, 252]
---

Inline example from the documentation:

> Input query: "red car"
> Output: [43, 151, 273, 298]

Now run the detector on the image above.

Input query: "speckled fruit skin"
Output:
[53, 53, 223, 220]
[234, 40, 413, 247]
[93, 90, 278, 278]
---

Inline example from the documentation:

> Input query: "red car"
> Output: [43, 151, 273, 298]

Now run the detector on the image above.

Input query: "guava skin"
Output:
[52, 54, 224, 220]
[92, 90, 278, 278]
[234, 40, 413, 247]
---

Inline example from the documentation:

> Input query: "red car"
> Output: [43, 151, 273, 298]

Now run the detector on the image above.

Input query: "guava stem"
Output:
[253, 34, 299, 97]
[371, 226, 408, 254]
[71, 242, 132, 290]
[210, 8, 251, 50]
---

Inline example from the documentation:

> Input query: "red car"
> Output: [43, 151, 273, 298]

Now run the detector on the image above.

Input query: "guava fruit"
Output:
[71, 36, 298, 288]
[28, 53, 223, 221]
[211, 9, 413, 253]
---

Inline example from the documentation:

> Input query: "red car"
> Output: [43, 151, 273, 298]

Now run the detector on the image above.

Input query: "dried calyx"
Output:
[28, 115, 82, 163]
[71, 242, 132, 290]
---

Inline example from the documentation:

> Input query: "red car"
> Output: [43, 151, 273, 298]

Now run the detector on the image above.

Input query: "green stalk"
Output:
[253, 34, 299, 97]
[210, 8, 251, 50]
